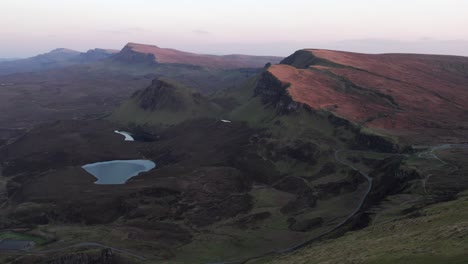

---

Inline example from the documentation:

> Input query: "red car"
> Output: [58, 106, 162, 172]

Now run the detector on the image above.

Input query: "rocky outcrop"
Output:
[328, 114, 356, 130]
[366, 157, 419, 204]
[354, 132, 399, 153]
[253, 71, 303, 114]
[131, 79, 187, 111]
[77, 49, 117, 63]
[280, 49, 341, 69]
[111, 44, 156, 65]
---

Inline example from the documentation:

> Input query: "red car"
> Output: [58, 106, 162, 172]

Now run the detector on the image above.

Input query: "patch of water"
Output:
[82, 160, 156, 184]
[114, 130, 134, 141]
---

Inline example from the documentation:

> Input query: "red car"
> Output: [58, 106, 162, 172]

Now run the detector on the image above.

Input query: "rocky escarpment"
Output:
[112, 44, 156, 65]
[366, 157, 420, 204]
[280, 49, 341, 69]
[77, 49, 117, 63]
[253, 70, 306, 114]
[253, 69, 400, 154]
[354, 132, 400, 153]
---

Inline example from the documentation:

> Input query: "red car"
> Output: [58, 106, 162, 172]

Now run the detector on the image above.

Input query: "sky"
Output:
[1, 0, 468, 57]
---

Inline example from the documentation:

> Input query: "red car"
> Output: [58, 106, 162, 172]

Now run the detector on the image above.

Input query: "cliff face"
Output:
[253, 70, 302, 114]
[112, 44, 157, 65]
[252, 67, 401, 153]
[280, 49, 340, 69]
[77, 48, 118, 62]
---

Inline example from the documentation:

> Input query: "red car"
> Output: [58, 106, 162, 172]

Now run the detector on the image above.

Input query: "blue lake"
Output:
[82, 160, 156, 184]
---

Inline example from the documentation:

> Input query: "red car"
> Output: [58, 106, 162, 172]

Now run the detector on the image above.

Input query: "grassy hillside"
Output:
[2, 49, 467, 263]
[110, 78, 223, 126]
[258, 190, 468, 264]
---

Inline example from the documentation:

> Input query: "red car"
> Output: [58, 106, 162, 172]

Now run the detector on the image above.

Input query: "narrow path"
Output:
[208, 149, 373, 264]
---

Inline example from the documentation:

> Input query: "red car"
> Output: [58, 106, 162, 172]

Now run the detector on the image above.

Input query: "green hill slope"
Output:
[110, 78, 223, 126]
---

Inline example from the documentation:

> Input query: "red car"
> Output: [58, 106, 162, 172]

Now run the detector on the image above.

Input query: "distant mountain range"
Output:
[1, 42, 468, 263]
[0, 48, 118, 76]
[0, 43, 283, 76]
[0, 58, 21, 62]
[114, 42, 283, 69]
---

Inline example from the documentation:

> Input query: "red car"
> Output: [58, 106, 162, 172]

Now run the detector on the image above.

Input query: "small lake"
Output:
[82, 160, 156, 184]
[114, 130, 134, 141]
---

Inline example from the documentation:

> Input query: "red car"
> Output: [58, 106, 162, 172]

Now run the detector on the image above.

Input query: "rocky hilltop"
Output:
[111, 78, 222, 125]
[261, 49, 468, 142]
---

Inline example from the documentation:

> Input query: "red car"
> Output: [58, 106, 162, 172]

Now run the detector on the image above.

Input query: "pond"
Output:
[114, 130, 135, 141]
[82, 160, 156, 184]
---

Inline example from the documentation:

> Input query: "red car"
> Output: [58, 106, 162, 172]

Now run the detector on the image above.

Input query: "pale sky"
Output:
[1, 0, 468, 57]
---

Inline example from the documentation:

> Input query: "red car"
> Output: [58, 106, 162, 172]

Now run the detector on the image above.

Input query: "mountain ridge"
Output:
[267, 49, 468, 142]
[113, 42, 284, 69]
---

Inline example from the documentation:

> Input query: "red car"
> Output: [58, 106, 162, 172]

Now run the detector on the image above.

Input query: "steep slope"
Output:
[0, 48, 118, 76]
[111, 78, 223, 125]
[267, 49, 468, 142]
[261, 191, 468, 264]
[113, 42, 283, 69]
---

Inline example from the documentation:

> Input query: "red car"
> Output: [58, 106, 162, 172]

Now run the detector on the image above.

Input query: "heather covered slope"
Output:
[270, 49, 468, 142]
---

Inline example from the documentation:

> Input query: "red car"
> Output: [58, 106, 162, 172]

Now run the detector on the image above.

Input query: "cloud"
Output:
[127, 27, 146, 32]
[320, 39, 468, 56]
[193, 29, 210, 35]
[98, 29, 130, 35]
[97, 27, 148, 35]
